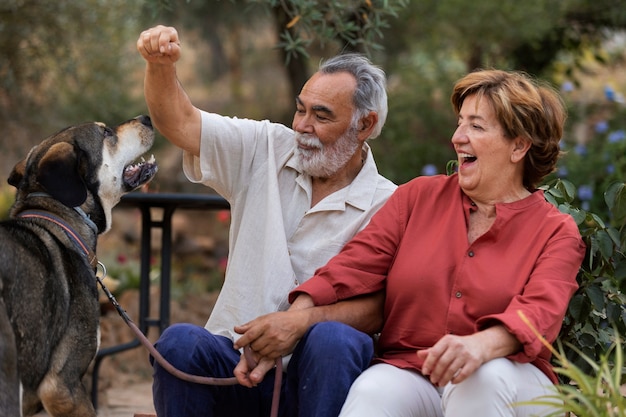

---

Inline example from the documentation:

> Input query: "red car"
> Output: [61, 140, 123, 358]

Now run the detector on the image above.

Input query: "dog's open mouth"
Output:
[123, 155, 158, 190]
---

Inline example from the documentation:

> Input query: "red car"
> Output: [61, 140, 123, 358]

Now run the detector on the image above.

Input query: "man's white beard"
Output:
[295, 126, 361, 178]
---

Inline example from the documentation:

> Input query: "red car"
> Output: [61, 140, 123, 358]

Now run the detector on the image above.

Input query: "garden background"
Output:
[1, 0, 624, 412]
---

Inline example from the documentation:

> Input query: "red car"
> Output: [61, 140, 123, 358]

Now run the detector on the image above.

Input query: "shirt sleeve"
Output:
[182, 111, 293, 199]
[476, 222, 586, 362]
[290, 186, 406, 305]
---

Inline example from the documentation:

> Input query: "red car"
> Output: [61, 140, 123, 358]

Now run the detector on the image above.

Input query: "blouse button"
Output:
[455, 291, 462, 298]
[468, 250, 474, 257]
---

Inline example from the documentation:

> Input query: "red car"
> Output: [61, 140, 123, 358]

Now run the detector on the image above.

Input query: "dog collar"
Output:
[17, 209, 98, 269]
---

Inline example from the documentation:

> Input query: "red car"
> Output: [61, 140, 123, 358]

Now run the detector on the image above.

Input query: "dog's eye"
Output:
[103, 127, 114, 137]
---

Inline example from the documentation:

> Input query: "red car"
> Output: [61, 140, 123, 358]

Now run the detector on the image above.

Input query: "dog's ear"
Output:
[8, 159, 26, 188]
[36, 142, 88, 207]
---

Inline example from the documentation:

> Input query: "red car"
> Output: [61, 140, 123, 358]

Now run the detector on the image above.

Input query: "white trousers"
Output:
[339, 359, 560, 417]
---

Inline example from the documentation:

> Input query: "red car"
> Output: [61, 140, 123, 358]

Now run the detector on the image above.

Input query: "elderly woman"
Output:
[280, 70, 586, 416]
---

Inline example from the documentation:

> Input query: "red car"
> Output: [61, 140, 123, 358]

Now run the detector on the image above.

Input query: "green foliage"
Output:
[518, 311, 624, 416]
[542, 178, 626, 381]
[146, 0, 409, 62]
[375, 51, 466, 183]
[550, 87, 626, 222]
[0, 0, 148, 126]
[544, 339, 625, 416]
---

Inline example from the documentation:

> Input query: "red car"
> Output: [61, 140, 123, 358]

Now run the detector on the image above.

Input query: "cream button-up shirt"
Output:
[183, 111, 397, 340]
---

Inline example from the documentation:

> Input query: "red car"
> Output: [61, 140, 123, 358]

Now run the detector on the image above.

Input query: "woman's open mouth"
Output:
[458, 152, 477, 167]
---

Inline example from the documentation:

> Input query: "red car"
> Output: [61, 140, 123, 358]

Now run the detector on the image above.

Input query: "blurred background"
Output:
[1, 0, 625, 202]
[2, 0, 625, 397]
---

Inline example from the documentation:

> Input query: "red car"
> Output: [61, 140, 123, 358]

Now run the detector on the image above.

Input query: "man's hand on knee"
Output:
[233, 351, 276, 387]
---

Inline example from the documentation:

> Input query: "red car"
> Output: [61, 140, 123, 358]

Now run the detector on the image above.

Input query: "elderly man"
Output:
[137, 25, 396, 417]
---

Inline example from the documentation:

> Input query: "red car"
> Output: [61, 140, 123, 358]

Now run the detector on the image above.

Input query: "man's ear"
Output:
[357, 111, 378, 141]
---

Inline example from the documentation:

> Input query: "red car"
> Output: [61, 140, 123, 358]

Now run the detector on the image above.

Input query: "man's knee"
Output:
[153, 323, 214, 370]
[301, 322, 374, 361]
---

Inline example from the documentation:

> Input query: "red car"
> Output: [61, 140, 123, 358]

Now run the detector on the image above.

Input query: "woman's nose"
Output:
[451, 126, 466, 144]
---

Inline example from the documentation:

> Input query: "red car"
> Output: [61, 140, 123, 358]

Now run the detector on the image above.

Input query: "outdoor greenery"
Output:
[0, 0, 625, 410]
[518, 311, 624, 416]
[543, 178, 626, 384]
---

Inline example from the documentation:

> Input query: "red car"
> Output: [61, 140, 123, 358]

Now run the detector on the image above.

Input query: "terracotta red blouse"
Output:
[290, 174, 586, 383]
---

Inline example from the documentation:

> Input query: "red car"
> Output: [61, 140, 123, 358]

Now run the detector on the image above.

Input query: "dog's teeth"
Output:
[149, 154, 155, 163]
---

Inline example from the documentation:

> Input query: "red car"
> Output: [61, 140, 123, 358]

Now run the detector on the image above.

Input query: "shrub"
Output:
[542, 178, 626, 384]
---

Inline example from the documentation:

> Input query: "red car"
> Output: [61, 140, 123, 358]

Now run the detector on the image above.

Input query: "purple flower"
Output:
[421, 164, 438, 176]
[578, 185, 593, 201]
[561, 81, 574, 93]
[574, 144, 587, 156]
[595, 120, 609, 134]
[605, 85, 616, 101]
[608, 130, 625, 143]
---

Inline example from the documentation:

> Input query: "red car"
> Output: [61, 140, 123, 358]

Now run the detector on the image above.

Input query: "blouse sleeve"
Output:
[477, 221, 585, 362]
[290, 185, 407, 305]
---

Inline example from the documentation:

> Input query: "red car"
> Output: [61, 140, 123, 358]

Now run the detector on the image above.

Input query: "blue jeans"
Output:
[151, 321, 374, 417]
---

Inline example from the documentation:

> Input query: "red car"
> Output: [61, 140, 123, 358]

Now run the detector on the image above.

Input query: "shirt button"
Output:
[468, 251, 474, 257]
[455, 291, 462, 298]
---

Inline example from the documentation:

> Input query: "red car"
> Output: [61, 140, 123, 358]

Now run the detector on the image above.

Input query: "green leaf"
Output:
[595, 229, 614, 259]
[585, 285, 605, 311]
[605, 182, 626, 224]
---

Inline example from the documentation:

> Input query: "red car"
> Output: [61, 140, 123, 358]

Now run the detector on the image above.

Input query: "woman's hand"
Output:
[417, 333, 484, 386]
[417, 325, 521, 386]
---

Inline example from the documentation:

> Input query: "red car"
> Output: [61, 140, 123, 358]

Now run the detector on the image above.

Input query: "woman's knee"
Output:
[443, 358, 520, 414]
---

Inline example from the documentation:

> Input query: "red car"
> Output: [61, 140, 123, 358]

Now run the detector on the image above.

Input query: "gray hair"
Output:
[319, 53, 388, 139]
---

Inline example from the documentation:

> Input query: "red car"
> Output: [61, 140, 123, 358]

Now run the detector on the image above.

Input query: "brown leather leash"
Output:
[96, 268, 283, 417]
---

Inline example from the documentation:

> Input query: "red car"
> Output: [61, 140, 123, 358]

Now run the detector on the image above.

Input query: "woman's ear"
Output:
[511, 137, 532, 163]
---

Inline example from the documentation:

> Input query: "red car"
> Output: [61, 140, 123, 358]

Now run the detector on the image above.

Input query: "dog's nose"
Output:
[137, 115, 152, 128]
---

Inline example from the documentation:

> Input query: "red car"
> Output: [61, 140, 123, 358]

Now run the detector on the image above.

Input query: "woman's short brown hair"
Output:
[451, 69, 566, 189]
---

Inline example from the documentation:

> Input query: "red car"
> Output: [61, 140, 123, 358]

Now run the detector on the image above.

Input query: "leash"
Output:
[95, 267, 283, 417]
[18, 206, 283, 416]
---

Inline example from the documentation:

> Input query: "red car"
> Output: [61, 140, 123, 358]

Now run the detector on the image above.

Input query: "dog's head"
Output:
[8, 115, 158, 233]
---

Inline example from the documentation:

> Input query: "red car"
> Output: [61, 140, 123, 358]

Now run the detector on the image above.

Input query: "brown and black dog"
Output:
[0, 115, 158, 416]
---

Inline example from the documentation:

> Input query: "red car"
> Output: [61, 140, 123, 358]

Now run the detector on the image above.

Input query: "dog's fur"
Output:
[0, 115, 157, 416]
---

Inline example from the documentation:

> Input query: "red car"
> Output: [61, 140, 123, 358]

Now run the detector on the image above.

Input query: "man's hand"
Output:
[232, 310, 308, 386]
[137, 25, 181, 64]
[233, 310, 309, 357]
[233, 350, 278, 387]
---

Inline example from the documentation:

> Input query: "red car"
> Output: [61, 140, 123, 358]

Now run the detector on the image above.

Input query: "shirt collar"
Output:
[286, 142, 380, 212]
